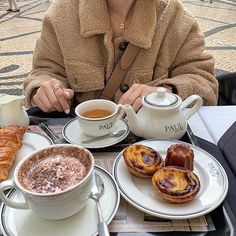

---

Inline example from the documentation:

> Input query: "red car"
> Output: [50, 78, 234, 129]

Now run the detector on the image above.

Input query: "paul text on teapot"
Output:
[165, 123, 184, 133]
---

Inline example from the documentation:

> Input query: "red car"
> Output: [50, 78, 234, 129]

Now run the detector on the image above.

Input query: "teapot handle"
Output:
[181, 95, 203, 120]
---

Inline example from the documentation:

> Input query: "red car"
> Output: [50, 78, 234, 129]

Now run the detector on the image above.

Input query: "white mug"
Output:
[0, 144, 94, 220]
[75, 99, 124, 137]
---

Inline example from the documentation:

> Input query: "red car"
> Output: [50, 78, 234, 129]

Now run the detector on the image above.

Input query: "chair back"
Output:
[217, 72, 236, 105]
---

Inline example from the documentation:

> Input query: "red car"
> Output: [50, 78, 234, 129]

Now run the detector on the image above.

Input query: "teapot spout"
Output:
[123, 104, 143, 137]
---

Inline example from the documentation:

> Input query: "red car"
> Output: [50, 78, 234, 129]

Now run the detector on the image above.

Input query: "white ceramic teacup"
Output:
[75, 99, 124, 137]
[0, 144, 94, 220]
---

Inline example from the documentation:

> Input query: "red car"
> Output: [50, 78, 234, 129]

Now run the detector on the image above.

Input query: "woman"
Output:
[23, 0, 218, 114]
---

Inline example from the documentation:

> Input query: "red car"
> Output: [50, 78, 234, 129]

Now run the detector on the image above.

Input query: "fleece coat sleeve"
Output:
[154, 21, 218, 105]
[23, 15, 69, 107]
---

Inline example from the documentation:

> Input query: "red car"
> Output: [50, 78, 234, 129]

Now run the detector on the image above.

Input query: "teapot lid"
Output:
[144, 87, 178, 107]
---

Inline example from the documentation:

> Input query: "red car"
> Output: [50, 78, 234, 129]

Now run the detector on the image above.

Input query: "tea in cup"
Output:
[0, 144, 94, 220]
[75, 99, 124, 137]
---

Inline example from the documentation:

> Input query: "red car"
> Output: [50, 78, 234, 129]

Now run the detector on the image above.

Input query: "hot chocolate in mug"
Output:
[0, 144, 94, 220]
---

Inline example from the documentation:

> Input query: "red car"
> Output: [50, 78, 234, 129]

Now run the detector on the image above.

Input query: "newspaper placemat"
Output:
[90, 152, 215, 233]
[27, 125, 216, 232]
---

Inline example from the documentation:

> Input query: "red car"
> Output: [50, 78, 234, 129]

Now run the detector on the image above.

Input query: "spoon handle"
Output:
[81, 135, 108, 144]
[98, 213, 110, 236]
[95, 199, 110, 236]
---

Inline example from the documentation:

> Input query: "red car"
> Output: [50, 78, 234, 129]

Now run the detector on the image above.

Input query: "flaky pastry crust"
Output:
[0, 125, 26, 182]
[123, 144, 164, 178]
[152, 166, 200, 203]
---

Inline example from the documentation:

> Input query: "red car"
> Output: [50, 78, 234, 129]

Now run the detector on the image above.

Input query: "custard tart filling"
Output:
[152, 166, 200, 203]
[123, 144, 164, 178]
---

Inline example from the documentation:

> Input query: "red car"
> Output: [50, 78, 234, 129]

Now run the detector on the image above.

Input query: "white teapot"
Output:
[0, 95, 29, 127]
[123, 87, 203, 140]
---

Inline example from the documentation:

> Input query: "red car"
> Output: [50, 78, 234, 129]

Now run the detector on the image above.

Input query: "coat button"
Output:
[119, 42, 128, 51]
[120, 83, 129, 92]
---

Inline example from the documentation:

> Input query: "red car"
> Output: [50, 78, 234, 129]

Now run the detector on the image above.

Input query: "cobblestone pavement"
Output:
[0, 0, 236, 97]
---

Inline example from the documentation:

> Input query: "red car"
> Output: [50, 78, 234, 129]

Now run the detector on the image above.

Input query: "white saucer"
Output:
[62, 118, 130, 149]
[0, 166, 120, 236]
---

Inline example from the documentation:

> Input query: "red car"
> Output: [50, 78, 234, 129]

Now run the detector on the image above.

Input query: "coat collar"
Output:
[79, 0, 160, 49]
[79, 0, 111, 37]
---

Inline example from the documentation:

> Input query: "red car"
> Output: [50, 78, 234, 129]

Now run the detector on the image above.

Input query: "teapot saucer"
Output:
[62, 118, 130, 149]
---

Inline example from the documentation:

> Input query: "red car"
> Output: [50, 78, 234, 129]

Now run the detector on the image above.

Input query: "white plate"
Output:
[62, 118, 130, 149]
[0, 166, 120, 236]
[8, 131, 53, 179]
[113, 139, 228, 220]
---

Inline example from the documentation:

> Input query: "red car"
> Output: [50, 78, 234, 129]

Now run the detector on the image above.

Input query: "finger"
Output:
[49, 83, 73, 113]
[54, 88, 71, 114]
[37, 87, 59, 112]
[119, 84, 142, 105]
[132, 96, 143, 112]
[39, 81, 64, 112]
[63, 88, 74, 100]
[33, 92, 52, 112]
[62, 89, 74, 114]
[46, 87, 64, 112]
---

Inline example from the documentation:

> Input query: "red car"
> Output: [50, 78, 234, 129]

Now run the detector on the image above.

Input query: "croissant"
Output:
[0, 125, 26, 182]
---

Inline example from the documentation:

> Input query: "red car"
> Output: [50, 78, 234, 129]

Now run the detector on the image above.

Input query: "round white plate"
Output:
[0, 166, 120, 236]
[62, 118, 130, 148]
[113, 139, 228, 220]
[8, 131, 53, 180]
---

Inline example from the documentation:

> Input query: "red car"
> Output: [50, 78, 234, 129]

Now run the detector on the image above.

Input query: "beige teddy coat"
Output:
[23, 0, 218, 107]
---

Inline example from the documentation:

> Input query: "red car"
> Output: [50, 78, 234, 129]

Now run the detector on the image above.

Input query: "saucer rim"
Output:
[62, 118, 130, 149]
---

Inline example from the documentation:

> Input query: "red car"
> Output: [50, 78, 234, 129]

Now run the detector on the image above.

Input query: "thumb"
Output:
[63, 88, 74, 100]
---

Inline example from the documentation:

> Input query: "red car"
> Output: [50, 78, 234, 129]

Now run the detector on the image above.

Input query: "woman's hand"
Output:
[118, 83, 156, 112]
[32, 78, 74, 114]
